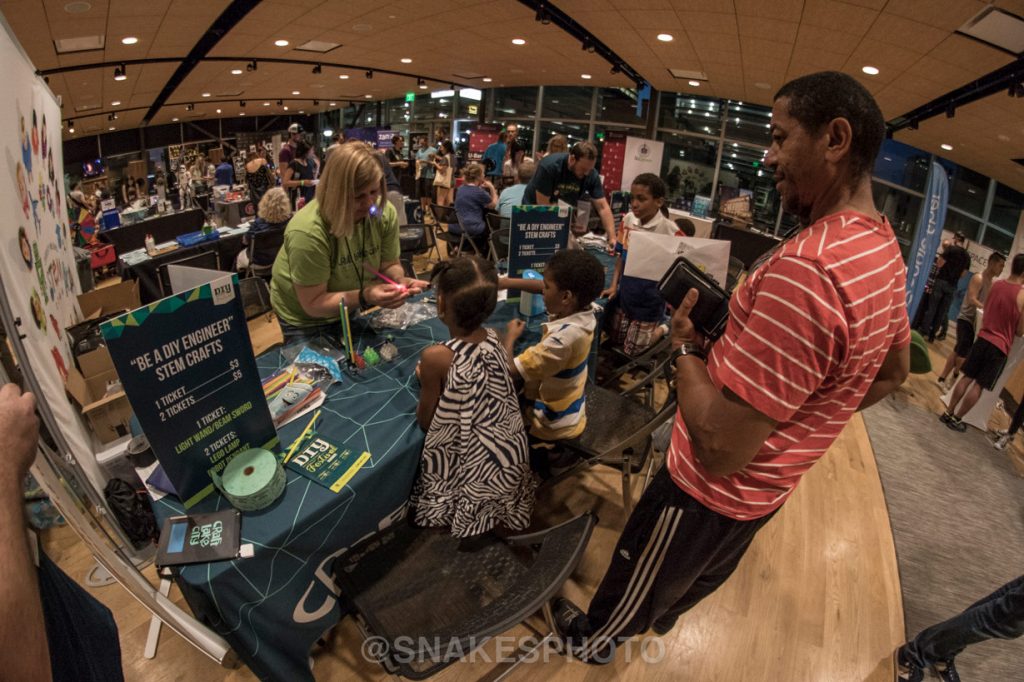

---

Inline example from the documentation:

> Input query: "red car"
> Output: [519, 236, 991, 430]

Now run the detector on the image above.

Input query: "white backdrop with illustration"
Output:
[0, 19, 103, 489]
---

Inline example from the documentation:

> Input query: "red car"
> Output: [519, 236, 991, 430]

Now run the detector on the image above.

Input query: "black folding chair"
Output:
[430, 203, 483, 257]
[485, 213, 510, 262]
[334, 513, 596, 679]
[156, 249, 219, 297]
[244, 230, 284, 280]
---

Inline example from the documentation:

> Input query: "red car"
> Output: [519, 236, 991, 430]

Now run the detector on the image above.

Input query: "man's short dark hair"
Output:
[545, 249, 605, 311]
[990, 251, 1006, 264]
[391, 134, 402, 145]
[569, 141, 598, 161]
[954, 231, 966, 242]
[1011, 253, 1024, 277]
[774, 71, 884, 180]
[429, 256, 498, 330]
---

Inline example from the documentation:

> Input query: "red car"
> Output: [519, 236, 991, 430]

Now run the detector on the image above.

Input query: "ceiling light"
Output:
[339, 74, 349, 79]
[688, 80, 700, 87]
[657, 33, 673, 42]
[202, 92, 211, 97]
[263, 101, 270, 106]
[108, 126, 115, 131]
[240, 112, 245, 116]
[111, 100, 120, 106]
[329, 102, 336, 106]
[172, 117, 179, 121]
[482, 77, 492, 83]
[113, 64, 127, 81]
[418, 78, 427, 89]
[581, 74, 592, 80]
[754, 81, 771, 90]
[231, 69, 242, 75]
[274, 39, 289, 47]
[401, 58, 412, 64]
[216, 108, 221, 113]
[283, 106, 289, 111]
[940, 143, 953, 151]
[292, 90, 300, 95]
[121, 36, 138, 45]
[68, 122, 75, 133]
[364, 94, 373, 99]
[862, 65, 879, 75]
[512, 38, 526, 45]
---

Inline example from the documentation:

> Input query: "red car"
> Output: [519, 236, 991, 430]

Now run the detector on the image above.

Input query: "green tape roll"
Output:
[215, 448, 285, 511]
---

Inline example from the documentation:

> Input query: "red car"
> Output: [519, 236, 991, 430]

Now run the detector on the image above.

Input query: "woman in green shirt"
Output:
[270, 143, 428, 344]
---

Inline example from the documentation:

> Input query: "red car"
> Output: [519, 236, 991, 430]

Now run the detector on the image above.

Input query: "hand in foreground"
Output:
[670, 288, 707, 350]
[363, 282, 410, 309]
[505, 319, 526, 341]
[606, 238, 618, 255]
[400, 277, 431, 296]
[0, 384, 39, 485]
[600, 286, 617, 301]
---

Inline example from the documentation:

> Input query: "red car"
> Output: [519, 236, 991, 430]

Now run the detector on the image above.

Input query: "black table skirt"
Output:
[118, 233, 247, 303]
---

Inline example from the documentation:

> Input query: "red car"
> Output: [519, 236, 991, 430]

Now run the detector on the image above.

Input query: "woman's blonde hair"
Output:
[461, 162, 484, 184]
[546, 134, 568, 155]
[257, 187, 291, 224]
[315, 142, 385, 238]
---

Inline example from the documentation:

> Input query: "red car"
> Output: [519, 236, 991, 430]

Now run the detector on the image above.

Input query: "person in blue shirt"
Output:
[214, 148, 235, 186]
[414, 136, 437, 222]
[482, 132, 507, 183]
[498, 159, 536, 221]
[452, 163, 498, 255]
[523, 141, 616, 251]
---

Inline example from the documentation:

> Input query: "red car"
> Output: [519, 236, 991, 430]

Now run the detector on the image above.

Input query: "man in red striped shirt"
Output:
[555, 71, 911, 663]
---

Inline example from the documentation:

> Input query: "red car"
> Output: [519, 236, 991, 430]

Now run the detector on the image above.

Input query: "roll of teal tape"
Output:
[212, 448, 285, 512]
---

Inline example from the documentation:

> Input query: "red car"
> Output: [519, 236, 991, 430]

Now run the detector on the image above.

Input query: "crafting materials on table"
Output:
[211, 448, 285, 512]
[362, 262, 407, 292]
[283, 410, 321, 464]
[339, 299, 356, 365]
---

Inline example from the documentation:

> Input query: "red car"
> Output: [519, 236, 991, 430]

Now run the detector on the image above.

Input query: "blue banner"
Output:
[906, 160, 949, 321]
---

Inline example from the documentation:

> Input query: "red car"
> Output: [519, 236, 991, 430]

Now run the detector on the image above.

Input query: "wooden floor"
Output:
[43, 262, 933, 681]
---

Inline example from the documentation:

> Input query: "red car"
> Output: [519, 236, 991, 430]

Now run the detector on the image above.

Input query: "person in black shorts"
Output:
[942, 253, 1024, 432]
[937, 252, 1004, 389]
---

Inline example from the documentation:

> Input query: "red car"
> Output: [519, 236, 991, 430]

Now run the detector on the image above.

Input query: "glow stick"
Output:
[283, 410, 320, 464]
[362, 263, 405, 290]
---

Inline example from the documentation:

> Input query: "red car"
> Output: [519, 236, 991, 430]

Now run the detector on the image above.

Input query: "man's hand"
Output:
[600, 286, 617, 301]
[0, 385, 38, 486]
[400, 277, 431, 296]
[669, 288, 707, 350]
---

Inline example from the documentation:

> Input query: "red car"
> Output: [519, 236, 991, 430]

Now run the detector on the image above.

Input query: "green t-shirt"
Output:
[270, 198, 401, 327]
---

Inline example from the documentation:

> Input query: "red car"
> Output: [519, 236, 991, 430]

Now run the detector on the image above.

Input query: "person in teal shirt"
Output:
[498, 159, 536, 220]
[270, 143, 429, 344]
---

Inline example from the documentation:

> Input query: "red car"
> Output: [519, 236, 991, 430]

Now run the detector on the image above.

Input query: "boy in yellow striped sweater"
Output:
[503, 249, 606, 475]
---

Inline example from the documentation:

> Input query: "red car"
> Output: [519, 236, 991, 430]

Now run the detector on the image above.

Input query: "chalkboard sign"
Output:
[101, 274, 278, 508]
[507, 205, 571, 299]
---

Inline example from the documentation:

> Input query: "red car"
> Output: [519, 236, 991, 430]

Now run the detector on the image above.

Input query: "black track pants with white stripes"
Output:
[569, 465, 777, 662]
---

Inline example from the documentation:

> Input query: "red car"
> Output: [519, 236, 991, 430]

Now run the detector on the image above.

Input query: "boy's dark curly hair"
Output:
[545, 249, 605, 311]
[429, 255, 498, 330]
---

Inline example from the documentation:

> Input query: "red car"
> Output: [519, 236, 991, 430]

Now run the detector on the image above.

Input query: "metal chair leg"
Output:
[622, 453, 633, 515]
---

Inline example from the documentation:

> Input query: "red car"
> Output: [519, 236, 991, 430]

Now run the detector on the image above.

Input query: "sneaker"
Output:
[946, 416, 967, 433]
[551, 597, 586, 639]
[930, 659, 960, 682]
[939, 412, 953, 424]
[893, 647, 924, 682]
[650, 614, 678, 636]
[994, 433, 1012, 450]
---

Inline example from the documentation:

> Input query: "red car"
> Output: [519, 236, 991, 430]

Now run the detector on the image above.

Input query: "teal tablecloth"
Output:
[152, 245, 614, 681]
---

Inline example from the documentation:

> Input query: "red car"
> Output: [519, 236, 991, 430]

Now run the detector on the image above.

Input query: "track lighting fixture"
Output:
[536, 6, 551, 24]
[277, 99, 283, 106]
[312, 63, 322, 74]
[610, 64, 622, 75]
[246, 59, 258, 72]
[240, 100, 246, 107]
[945, 103, 955, 119]
[185, 103, 194, 111]
[113, 63, 127, 81]
[366, 69, 374, 79]
[68, 120, 74, 133]
[313, 100, 319, 106]
[417, 78, 427, 89]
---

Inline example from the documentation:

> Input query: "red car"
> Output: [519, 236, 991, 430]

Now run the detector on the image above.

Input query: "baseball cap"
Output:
[288, 123, 304, 134]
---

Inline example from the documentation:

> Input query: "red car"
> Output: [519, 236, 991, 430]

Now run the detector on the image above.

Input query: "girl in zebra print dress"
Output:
[412, 256, 536, 537]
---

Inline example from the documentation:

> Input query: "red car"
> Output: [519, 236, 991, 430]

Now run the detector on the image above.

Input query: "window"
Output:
[873, 139, 929, 192]
[658, 93, 722, 137]
[493, 87, 538, 118]
[872, 182, 922, 259]
[658, 131, 718, 207]
[596, 87, 641, 124]
[541, 86, 593, 119]
[537, 121, 588, 151]
[946, 165, 987, 217]
[412, 93, 452, 121]
[385, 98, 411, 127]
[989, 183, 1024, 233]
[981, 226, 1014, 254]
[944, 210, 981, 242]
[723, 100, 771, 147]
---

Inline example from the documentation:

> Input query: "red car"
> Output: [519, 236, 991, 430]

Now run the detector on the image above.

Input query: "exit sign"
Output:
[405, 92, 415, 102]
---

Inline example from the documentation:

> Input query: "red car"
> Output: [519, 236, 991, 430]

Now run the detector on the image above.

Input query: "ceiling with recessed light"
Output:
[2, 0, 1024, 191]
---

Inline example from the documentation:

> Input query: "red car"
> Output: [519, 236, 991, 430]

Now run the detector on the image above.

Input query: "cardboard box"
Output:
[64, 281, 141, 443]
[77, 280, 140, 321]
[66, 346, 132, 444]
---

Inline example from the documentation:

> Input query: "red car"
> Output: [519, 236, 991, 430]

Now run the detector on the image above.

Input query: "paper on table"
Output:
[623, 232, 730, 288]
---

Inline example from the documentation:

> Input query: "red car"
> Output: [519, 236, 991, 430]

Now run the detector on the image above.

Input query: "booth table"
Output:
[150, 246, 613, 681]
[117, 227, 249, 303]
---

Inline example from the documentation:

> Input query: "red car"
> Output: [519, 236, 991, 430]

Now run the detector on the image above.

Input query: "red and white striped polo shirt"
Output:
[667, 211, 911, 521]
